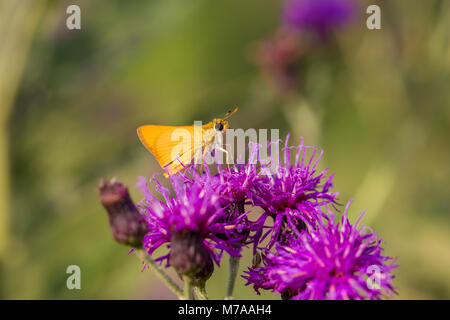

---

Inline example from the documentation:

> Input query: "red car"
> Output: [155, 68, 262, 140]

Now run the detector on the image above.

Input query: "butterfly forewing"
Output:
[137, 109, 237, 177]
[137, 125, 203, 176]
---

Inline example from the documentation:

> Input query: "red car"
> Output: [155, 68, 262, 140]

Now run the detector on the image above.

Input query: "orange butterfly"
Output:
[137, 108, 238, 177]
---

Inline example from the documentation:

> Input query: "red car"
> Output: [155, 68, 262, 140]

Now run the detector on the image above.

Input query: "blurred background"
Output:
[0, 0, 449, 299]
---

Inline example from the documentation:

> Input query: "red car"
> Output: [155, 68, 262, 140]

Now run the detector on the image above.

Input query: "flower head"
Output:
[250, 135, 338, 247]
[186, 145, 263, 243]
[136, 173, 247, 278]
[244, 202, 397, 300]
[283, 0, 356, 38]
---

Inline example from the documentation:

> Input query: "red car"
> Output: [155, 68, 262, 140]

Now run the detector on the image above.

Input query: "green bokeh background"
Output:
[0, 0, 449, 299]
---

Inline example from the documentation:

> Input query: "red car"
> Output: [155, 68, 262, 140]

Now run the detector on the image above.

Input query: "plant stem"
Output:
[224, 255, 240, 300]
[135, 249, 184, 299]
[194, 284, 208, 300]
[184, 277, 194, 300]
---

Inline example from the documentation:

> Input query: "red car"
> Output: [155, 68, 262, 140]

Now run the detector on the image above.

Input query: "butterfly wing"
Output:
[137, 125, 201, 176]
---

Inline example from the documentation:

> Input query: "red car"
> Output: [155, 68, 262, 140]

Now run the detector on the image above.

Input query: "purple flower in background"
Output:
[250, 135, 338, 248]
[254, 29, 304, 94]
[244, 202, 397, 300]
[283, 0, 356, 38]
[136, 174, 247, 282]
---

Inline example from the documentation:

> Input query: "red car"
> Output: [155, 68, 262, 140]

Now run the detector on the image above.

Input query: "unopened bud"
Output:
[98, 179, 147, 247]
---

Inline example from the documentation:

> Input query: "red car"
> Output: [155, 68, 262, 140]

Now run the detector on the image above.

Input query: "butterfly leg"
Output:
[192, 146, 205, 175]
[194, 145, 210, 175]
[200, 147, 208, 174]
[214, 145, 232, 171]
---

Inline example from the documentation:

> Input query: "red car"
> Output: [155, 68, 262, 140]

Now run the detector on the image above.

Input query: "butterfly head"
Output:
[211, 107, 238, 133]
[212, 118, 229, 133]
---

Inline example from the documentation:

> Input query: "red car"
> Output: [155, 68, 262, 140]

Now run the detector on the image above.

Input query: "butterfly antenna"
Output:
[224, 107, 239, 120]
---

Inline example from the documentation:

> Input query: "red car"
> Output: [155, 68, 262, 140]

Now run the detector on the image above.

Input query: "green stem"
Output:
[135, 249, 184, 299]
[194, 284, 208, 300]
[184, 277, 194, 300]
[224, 255, 240, 300]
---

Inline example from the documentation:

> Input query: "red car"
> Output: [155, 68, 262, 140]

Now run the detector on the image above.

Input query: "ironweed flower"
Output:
[283, 0, 356, 38]
[244, 202, 397, 300]
[100, 132, 398, 300]
[136, 174, 247, 280]
[250, 134, 338, 248]
[186, 145, 263, 243]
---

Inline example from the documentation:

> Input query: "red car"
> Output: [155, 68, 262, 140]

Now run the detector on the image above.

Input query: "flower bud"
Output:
[98, 179, 147, 247]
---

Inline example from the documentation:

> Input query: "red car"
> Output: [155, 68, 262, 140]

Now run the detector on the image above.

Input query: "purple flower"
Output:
[244, 202, 397, 300]
[283, 0, 356, 38]
[184, 145, 263, 243]
[195, 162, 258, 214]
[250, 135, 338, 248]
[136, 174, 248, 280]
[215, 163, 259, 208]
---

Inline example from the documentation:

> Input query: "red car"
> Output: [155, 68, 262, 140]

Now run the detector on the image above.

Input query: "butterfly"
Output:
[137, 108, 238, 177]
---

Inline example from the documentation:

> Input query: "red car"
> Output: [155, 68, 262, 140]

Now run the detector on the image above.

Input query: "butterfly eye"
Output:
[215, 123, 224, 132]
